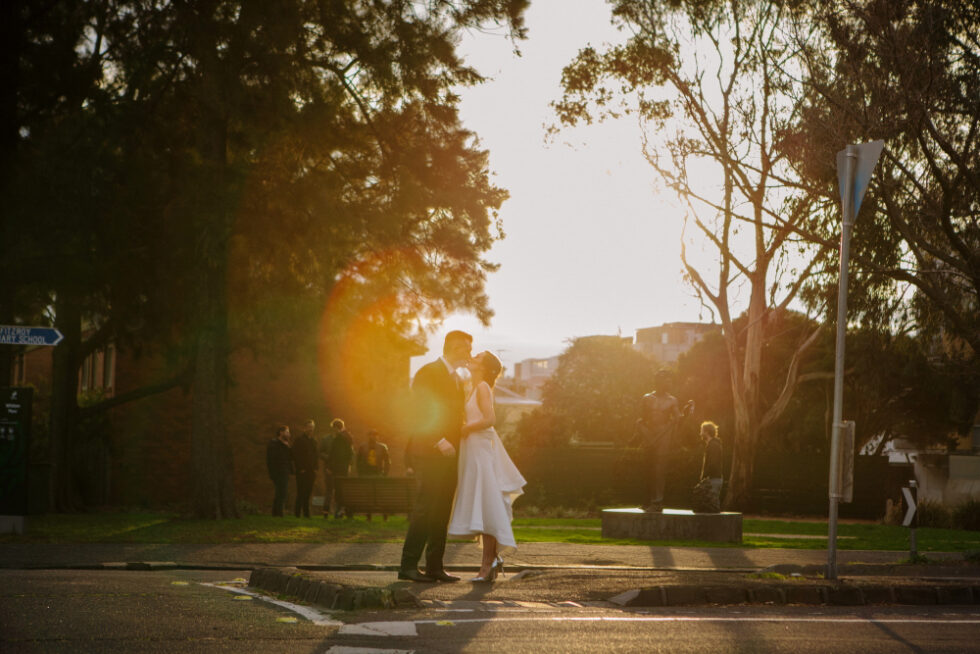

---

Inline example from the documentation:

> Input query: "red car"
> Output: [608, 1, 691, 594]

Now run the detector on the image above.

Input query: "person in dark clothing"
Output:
[324, 418, 354, 518]
[266, 425, 293, 517]
[693, 421, 723, 513]
[317, 427, 335, 517]
[357, 429, 391, 477]
[292, 419, 319, 517]
[398, 330, 472, 583]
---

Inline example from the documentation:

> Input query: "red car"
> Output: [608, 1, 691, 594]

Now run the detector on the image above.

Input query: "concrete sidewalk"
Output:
[3, 542, 979, 609]
[0, 541, 968, 571]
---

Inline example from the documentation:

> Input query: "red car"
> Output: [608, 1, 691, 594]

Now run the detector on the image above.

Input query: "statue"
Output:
[635, 369, 694, 513]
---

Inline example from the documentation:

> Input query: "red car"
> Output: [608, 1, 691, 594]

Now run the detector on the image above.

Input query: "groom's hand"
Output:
[435, 438, 456, 457]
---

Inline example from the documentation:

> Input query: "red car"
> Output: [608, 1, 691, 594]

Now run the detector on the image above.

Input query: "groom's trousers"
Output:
[400, 454, 458, 574]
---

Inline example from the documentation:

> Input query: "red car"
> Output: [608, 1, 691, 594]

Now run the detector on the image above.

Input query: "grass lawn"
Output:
[2, 512, 979, 551]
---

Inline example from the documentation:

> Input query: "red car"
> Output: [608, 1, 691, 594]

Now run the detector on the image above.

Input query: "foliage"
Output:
[787, 0, 980, 360]
[553, 0, 838, 510]
[513, 336, 659, 450]
[952, 500, 980, 532]
[915, 500, 952, 529]
[4, 1, 530, 515]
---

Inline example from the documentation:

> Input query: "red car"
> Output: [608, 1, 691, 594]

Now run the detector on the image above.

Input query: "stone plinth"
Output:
[601, 508, 742, 543]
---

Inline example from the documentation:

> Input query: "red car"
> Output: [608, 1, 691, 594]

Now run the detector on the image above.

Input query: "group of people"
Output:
[265, 417, 391, 518]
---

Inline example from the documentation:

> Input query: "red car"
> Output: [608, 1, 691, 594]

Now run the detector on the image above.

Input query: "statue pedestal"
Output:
[601, 508, 742, 543]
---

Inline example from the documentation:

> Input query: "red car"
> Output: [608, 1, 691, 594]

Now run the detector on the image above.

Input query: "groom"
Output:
[398, 330, 472, 582]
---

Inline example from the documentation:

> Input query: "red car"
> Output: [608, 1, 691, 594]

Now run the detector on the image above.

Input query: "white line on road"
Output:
[342, 614, 980, 634]
[338, 621, 419, 637]
[325, 647, 415, 654]
[199, 582, 344, 627]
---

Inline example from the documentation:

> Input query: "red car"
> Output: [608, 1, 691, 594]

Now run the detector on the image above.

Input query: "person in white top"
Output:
[448, 350, 526, 582]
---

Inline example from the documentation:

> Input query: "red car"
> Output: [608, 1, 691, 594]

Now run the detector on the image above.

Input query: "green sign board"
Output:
[1, 387, 32, 517]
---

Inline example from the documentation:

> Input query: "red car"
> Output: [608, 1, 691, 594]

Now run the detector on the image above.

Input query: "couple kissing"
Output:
[399, 330, 526, 583]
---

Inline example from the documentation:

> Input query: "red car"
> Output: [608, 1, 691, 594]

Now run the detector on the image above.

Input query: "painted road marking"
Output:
[325, 647, 415, 653]
[339, 621, 418, 637]
[200, 582, 343, 627]
[341, 614, 980, 634]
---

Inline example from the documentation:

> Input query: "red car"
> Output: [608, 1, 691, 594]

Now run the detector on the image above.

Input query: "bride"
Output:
[447, 350, 527, 582]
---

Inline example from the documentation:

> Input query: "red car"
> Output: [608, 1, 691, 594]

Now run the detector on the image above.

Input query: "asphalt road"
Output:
[3, 569, 980, 653]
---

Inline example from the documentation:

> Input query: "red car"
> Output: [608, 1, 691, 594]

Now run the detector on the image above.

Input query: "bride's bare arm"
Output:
[462, 382, 496, 435]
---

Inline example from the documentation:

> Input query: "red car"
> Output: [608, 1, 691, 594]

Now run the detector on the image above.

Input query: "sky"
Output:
[413, 0, 709, 374]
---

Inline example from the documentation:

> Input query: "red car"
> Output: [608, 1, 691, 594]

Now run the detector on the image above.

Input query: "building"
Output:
[633, 322, 718, 363]
[512, 355, 560, 400]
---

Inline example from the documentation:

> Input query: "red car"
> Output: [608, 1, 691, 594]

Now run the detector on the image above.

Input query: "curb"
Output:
[248, 567, 419, 611]
[608, 583, 980, 607]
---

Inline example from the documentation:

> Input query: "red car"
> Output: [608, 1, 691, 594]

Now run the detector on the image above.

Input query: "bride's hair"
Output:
[477, 351, 503, 388]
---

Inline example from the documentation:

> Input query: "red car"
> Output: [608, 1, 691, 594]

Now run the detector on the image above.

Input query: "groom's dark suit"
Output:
[400, 357, 465, 577]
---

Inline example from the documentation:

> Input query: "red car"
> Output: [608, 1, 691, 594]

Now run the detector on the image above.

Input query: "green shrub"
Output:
[915, 500, 951, 528]
[951, 500, 980, 532]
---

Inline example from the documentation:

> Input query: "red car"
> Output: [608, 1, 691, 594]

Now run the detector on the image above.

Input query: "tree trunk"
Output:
[723, 275, 768, 510]
[49, 286, 82, 512]
[190, 247, 237, 519]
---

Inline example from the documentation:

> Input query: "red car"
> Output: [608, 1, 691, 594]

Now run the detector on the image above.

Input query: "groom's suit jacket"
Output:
[408, 358, 465, 461]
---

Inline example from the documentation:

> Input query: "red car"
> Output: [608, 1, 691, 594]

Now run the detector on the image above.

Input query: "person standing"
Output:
[292, 419, 319, 518]
[318, 424, 335, 517]
[696, 421, 723, 512]
[266, 425, 292, 517]
[357, 429, 391, 477]
[398, 330, 472, 583]
[324, 418, 354, 518]
[635, 369, 694, 513]
[448, 351, 526, 582]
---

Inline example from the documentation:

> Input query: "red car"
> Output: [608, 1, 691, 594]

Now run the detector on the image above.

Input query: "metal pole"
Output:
[828, 144, 858, 581]
[909, 480, 918, 560]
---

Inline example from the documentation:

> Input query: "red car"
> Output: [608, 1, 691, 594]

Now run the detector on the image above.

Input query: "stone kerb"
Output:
[601, 507, 743, 543]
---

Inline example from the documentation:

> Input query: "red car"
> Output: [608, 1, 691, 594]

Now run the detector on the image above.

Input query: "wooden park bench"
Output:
[335, 476, 417, 521]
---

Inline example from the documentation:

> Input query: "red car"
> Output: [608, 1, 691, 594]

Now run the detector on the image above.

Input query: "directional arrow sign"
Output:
[0, 325, 64, 346]
[837, 140, 885, 219]
[901, 486, 917, 527]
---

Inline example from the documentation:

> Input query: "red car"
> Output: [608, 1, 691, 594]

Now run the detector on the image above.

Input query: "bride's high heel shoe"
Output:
[471, 557, 504, 583]
[488, 556, 503, 581]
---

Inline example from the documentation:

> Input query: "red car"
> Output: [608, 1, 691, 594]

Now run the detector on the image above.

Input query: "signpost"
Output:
[0, 325, 64, 346]
[827, 140, 884, 581]
[903, 480, 918, 558]
[1, 387, 33, 534]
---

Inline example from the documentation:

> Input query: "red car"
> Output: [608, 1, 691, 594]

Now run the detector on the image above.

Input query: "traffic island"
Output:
[601, 507, 743, 543]
[249, 567, 404, 610]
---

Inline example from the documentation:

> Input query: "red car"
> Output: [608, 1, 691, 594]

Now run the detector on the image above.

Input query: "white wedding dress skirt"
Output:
[448, 387, 526, 556]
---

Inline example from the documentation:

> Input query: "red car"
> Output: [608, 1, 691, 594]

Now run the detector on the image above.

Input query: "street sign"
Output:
[837, 140, 884, 219]
[1, 387, 32, 535]
[902, 485, 917, 527]
[0, 325, 64, 346]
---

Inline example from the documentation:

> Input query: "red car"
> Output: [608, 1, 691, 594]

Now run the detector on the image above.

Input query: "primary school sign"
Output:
[0, 325, 64, 346]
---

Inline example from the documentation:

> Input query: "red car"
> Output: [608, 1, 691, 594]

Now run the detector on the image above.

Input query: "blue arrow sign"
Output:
[0, 325, 64, 346]
[837, 140, 885, 219]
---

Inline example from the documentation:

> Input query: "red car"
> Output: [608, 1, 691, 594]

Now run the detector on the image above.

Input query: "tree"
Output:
[4, 1, 529, 516]
[553, 0, 834, 508]
[514, 335, 659, 451]
[787, 0, 980, 363]
[101, 0, 529, 517]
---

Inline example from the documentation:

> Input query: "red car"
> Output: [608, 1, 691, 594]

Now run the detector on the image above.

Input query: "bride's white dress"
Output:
[447, 382, 526, 556]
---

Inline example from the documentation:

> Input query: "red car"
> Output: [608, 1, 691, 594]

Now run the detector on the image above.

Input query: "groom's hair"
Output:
[443, 330, 473, 354]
